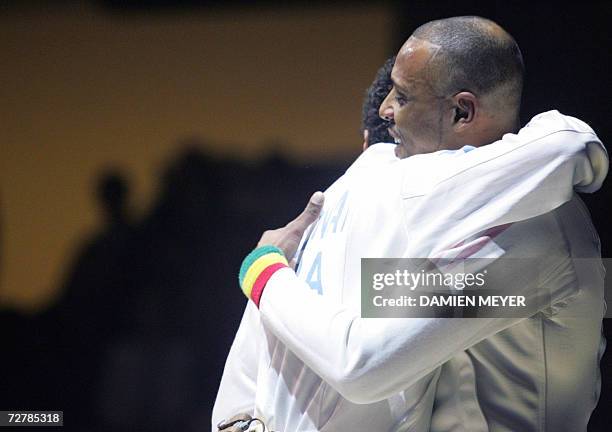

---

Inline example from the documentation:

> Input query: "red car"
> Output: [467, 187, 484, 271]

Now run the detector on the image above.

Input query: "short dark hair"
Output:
[361, 56, 395, 146]
[413, 16, 524, 107]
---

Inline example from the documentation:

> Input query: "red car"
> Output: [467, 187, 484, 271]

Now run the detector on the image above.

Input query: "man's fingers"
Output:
[217, 413, 252, 431]
[287, 191, 324, 232]
[256, 192, 324, 257]
[298, 191, 325, 224]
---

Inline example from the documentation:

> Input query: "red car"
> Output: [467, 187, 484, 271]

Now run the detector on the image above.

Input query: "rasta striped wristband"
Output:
[239, 245, 289, 307]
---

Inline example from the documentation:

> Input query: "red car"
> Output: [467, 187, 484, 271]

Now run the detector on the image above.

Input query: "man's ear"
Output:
[362, 129, 369, 151]
[452, 92, 477, 127]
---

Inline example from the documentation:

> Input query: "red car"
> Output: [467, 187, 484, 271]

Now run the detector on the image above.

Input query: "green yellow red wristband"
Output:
[239, 245, 289, 307]
[239, 245, 284, 282]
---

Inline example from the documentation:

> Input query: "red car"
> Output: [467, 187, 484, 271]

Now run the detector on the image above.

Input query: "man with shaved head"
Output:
[214, 16, 607, 431]
[382, 17, 524, 158]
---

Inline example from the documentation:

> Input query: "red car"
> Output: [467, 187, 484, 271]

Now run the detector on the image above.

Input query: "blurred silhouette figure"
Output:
[41, 169, 136, 430]
[57, 169, 134, 334]
[98, 170, 131, 229]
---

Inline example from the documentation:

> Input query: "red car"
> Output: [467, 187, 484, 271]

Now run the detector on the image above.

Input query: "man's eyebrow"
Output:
[391, 78, 411, 95]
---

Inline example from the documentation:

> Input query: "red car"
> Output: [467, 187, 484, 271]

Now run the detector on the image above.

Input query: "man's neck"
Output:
[472, 114, 520, 147]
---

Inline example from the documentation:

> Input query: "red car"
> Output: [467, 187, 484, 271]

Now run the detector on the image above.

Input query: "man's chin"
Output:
[394, 144, 409, 159]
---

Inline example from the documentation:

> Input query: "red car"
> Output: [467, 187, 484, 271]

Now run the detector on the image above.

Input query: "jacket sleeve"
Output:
[259, 239, 579, 404]
[257, 112, 607, 405]
[396, 111, 607, 259]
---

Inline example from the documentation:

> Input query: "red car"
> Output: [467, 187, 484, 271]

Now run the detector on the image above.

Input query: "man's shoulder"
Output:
[525, 110, 596, 135]
[346, 143, 397, 173]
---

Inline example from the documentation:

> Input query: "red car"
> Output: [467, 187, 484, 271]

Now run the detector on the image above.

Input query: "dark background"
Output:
[1, 1, 611, 431]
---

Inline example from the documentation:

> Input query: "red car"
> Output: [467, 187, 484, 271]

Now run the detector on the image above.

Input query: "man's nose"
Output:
[379, 93, 394, 121]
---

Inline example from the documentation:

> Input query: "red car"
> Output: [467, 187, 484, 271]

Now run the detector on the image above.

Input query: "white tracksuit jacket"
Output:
[212, 111, 608, 431]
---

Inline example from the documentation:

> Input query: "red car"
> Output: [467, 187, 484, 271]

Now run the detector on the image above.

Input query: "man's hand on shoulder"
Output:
[257, 191, 324, 265]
